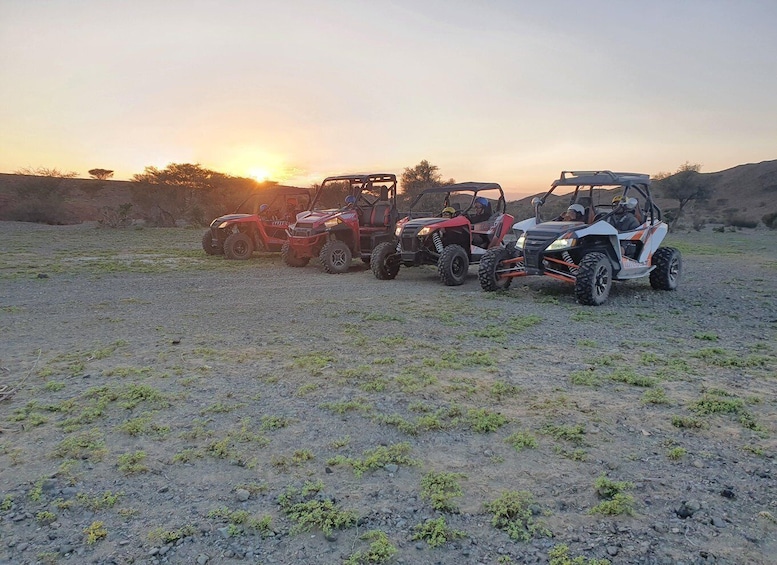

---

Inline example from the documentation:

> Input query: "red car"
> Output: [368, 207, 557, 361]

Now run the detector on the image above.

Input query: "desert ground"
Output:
[1, 221, 776, 565]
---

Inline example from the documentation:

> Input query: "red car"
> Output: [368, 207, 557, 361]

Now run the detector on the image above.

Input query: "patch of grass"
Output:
[200, 401, 243, 415]
[43, 381, 66, 392]
[117, 451, 148, 475]
[505, 431, 538, 452]
[549, 544, 611, 565]
[541, 423, 585, 446]
[641, 387, 670, 405]
[490, 380, 521, 400]
[589, 475, 635, 516]
[293, 352, 336, 374]
[466, 408, 507, 432]
[205, 507, 273, 537]
[260, 415, 292, 430]
[569, 370, 600, 387]
[420, 471, 464, 512]
[693, 332, 718, 341]
[690, 347, 772, 368]
[53, 429, 106, 460]
[117, 413, 170, 437]
[321, 398, 373, 415]
[147, 524, 198, 543]
[279, 481, 356, 535]
[667, 447, 687, 460]
[344, 530, 397, 565]
[75, 491, 123, 510]
[327, 443, 417, 478]
[412, 516, 466, 548]
[485, 490, 550, 542]
[83, 521, 108, 545]
[609, 368, 657, 387]
[396, 368, 438, 392]
[670, 414, 707, 429]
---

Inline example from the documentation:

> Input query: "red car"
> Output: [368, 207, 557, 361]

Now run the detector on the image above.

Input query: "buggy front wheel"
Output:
[574, 252, 612, 305]
[224, 233, 254, 260]
[201, 231, 222, 255]
[438, 244, 469, 286]
[320, 240, 352, 274]
[478, 247, 515, 291]
[371, 241, 400, 280]
[281, 241, 309, 267]
[649, 247, 682, 290]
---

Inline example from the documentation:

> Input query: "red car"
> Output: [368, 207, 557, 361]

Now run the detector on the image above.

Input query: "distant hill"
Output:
[2, 159, 776, 227]
[505, 159, 777, 228]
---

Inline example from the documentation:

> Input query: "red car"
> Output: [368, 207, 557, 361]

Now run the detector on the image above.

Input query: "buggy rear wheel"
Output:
[371, 241, 400, 280]
[224, 233, 254, 260]
[281, 241, 309, 267]
[478, 247, 514, 291]
[320, 240, 352, 274]
[438, 244, 469, 286]
[575, 252, 612, 305]
[650, 247, 682, 290]
[201, 231, 222, 255]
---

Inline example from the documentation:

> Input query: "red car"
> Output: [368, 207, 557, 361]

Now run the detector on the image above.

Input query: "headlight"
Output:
[218, 221, 230, 229]
[547, 237, 577, 251]
[395, 225, 403, 237]
[515, 234, 526, 249]
[418, 226, 433, 237]
[324, 218, 341, 229]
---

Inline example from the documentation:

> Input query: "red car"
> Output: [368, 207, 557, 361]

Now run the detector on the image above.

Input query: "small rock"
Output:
[235, 489, 250, 502]
[606, 545, 619, 556]
[197, 555, 210, 565]
[676, 500, 702, 519]
[720, 488, 735, 499]
[711, 517, 727, 528]
[384, 464, 398, 473]
[37, 273, 49, 279]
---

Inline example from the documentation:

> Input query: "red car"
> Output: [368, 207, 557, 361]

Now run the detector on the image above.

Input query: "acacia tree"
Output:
[654, 162, 712, 230]
[131, 163, 230, 226]
[399, 160, 454, 207]
[11, 167, 78, 224]
[88, 168, 114, 180]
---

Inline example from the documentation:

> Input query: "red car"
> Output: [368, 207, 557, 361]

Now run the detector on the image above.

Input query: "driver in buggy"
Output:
[466, 197, 492, 224]
[609, 196, 640, 232]
[441, 206, 456, 218]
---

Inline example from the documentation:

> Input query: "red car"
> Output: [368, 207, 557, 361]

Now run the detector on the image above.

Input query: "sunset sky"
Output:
[1, 0, 775, 199]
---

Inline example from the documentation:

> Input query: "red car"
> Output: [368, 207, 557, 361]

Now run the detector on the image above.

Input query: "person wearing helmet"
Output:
[441, 206, 456, 218]
[609, 195, 640, 231]
[562, 203, 586, 222]
[466, 196, 491, 224]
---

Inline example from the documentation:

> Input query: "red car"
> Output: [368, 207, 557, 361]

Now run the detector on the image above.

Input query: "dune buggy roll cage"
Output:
[535, 170, 661, 225]
[308, 173, 397, 210]
[407, 182, 506, 218]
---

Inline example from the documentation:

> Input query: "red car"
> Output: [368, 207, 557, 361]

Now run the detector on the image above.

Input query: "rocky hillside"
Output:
[505, 159, 777, 228]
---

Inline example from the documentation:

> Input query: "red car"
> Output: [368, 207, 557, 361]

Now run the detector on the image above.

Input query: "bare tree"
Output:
[88, 168, 114, 180]
[15, 167, 78, 178]
[655, 162, 712, 230]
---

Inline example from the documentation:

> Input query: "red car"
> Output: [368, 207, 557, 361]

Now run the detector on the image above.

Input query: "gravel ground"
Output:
[0, 221, 776, 565]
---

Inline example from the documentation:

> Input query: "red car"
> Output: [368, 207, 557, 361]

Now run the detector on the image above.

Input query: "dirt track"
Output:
[1, 222, 776, 565]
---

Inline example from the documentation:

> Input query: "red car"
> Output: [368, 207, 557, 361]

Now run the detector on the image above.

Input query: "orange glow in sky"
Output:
[1, 1, 775, 199]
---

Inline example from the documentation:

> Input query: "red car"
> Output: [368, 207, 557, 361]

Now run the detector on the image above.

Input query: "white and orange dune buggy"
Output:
[478, 170, 682, 305]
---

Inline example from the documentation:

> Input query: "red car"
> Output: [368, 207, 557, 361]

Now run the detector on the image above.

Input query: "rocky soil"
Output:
[0, 222, 776, 565]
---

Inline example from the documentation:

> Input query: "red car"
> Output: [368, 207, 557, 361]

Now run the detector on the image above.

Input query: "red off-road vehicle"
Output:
[202, 185, 311, 260]
[281, 173, 399, 273]
[370, 182, 514, 285]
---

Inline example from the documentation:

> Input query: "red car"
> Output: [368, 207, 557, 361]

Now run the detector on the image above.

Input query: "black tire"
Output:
[437, 244, 469, 286]
[201, 231, 222, 255]
[649, 247, 682, 290]
[371, 241, 400, 280]
[319, 240, 352, 274]
[224, 232, 254, 260]
[478, 247, 514, 291]
[281, 240, 309, 267]
[574, 252, 612, 306]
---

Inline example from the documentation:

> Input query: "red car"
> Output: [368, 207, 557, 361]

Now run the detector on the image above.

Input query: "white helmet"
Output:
[567, 204, 585, 215]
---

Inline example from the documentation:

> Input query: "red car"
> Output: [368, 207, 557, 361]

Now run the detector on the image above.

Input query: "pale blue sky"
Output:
[1, 0, 775, 197]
